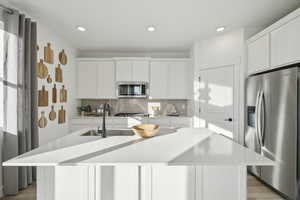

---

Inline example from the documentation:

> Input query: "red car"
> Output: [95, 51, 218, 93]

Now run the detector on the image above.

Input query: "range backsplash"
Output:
[81, 99, 188, 116]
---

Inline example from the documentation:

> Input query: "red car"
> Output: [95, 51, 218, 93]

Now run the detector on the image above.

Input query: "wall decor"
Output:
[55, 64, 63, 82]
[59, 49, 67, 65]
[60, 85, 67, 102]
[47, 75, 52, 83]
[37, 59, 48, 79]
[58, 106, 66, 124]
[52, 84, 57, 103]
[44, 43, 54, 64]
[38, 111, 48, 128]
[49, 105, 56, 121]
[38, 85, 48, 107]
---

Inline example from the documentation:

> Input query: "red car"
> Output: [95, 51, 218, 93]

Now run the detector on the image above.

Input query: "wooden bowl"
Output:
[132, 124, 160, 138]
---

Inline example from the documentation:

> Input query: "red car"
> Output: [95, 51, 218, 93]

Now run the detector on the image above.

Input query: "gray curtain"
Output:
[0, 8, 38, 195]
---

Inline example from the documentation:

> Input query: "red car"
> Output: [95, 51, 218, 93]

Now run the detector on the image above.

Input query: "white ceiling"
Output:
[7, 0, 300, 51]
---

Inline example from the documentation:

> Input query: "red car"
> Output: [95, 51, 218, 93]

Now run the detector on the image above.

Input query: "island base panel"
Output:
[36, 166, 247, 200]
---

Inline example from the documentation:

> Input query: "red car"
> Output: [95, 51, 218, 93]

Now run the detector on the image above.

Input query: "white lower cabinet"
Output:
[96, 166, 139, 200]
[151, 166, 195, 200]
[38, 166, 246, 200]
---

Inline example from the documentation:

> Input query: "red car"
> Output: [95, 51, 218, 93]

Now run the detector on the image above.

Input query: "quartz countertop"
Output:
[3, 128, 274, 167]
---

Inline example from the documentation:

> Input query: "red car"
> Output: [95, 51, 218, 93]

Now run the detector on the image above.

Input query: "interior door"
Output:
[198, 65, 235, 139]
[261, 68, 298, 199]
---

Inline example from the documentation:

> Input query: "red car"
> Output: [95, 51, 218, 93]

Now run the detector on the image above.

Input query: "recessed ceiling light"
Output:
[76, 26, 86, 32]
[147, 26, 156, 32]
[216, 27, 225, 32]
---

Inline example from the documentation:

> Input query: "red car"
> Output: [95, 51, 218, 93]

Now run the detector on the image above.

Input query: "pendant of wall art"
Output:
[44, 43, 54, 64]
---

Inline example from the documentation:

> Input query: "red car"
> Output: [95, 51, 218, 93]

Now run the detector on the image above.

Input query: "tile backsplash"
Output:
[81, 99, 188, 116]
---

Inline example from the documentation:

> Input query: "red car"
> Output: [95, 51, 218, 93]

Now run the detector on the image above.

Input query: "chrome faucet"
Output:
[97, 103, 109, 138]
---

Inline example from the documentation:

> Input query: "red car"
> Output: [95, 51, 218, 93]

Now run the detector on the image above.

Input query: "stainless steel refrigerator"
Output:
[245, 66, 299, 199]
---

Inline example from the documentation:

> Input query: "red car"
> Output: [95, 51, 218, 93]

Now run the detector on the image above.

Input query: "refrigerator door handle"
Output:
[260, 92, 266, 146]
[255, 91, 262, 146]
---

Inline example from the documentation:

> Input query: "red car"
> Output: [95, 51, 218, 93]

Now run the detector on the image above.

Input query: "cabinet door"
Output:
[247, 34, 270, 74]
[55, 166, 89, 200]
[271, 16, 300, 67]
[116, 60, 132, 81]
[132, 60, 149, 82]
[150, 61, 168, 99]
[97, 166, 139, 200]
[77, 61, 98, 98]
[168, 61, 187, 99]
[98, 61, 116, 98]
[152, 166, 195, 200]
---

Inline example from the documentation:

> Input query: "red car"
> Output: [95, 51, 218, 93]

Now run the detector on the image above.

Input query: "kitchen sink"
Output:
[80, 129, 135, 136]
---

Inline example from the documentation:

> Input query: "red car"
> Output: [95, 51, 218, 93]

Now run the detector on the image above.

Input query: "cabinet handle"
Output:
[224, 118, 233, 122]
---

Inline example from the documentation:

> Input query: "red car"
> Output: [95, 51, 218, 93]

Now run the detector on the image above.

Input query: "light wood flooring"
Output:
[247, 175, 284, 200]
[0, 184, 36, 200]
[0, 176, 285, 200]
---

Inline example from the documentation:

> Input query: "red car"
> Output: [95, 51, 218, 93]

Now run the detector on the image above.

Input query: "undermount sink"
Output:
[80, 129, 135, 136]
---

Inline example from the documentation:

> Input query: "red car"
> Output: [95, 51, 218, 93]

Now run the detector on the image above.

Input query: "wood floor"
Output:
[247, 175, 284, 200]
[0, 184, 36, 200]
[0, 176, 284, 200]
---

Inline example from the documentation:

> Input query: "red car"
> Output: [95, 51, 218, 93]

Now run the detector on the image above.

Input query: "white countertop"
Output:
[3, 128, 274, 167]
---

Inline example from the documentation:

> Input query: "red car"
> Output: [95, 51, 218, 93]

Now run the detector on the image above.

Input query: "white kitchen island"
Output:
[3, 128, 273, 200]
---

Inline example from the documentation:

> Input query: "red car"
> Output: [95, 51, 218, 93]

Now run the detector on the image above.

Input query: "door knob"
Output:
[224, 118, 233, 122]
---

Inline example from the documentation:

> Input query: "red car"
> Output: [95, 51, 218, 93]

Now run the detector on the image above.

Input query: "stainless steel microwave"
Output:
[117, 82, 148, 98]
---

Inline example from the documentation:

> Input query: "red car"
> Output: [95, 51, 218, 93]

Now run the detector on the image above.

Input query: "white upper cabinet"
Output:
[132, 61, 149, 82]
[77, 61, 98, 98]
[116, 60, 149, 82]
[77, 58, 189, 99]
[168, 61, 187, 99]
[77, 60, 116, 99]
[247, 9, 300, 73]
[98, 61, 116, 98]
[271, 16, 300, 67]
[150, 60, 189, 99]
[247, 34, 270, 74]
[116, 60, 132, 82]
[150, 61, 169, 99]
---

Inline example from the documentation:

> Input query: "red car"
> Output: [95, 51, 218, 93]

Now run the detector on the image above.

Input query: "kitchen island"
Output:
[4, 128, 273, 200]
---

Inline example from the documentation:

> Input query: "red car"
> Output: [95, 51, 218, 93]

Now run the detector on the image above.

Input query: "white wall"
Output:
[37, 23, 78, 145]
[190, 29, 246, 144]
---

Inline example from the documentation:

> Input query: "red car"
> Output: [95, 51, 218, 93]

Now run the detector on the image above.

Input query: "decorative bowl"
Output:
[132, 124, 160, 138]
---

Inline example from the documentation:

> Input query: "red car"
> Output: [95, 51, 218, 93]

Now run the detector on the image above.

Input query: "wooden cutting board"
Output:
[38, 86, 48, 107]
[37, 59, 48, 79]
[58, 106, 66, 124]
[60, 85, 67, 102]
[38, 111, 47, 128]
[44, 43, 54, 64]
[49, 105, 56, 121]
[59, 49, 67, 65]
[55, 64, 63, 82]
[52, 84, 57, 103]
[47, 75, 52, 83]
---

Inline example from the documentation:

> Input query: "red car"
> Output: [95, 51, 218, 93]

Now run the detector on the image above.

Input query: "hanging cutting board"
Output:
[58, 106, 66, 124]
[38, 86, 48, 107]
[47, 75, 52, 83]
[55, 64, 63, 82]
[38, 111, 48, 128]
[49, 105, 56, 121]
[60, 85, 67, 102]
[52, 84, 57, 103]
[59, 49, 67, 65]
[44, 43, 54, 64]
[37, 59, 48, 79]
